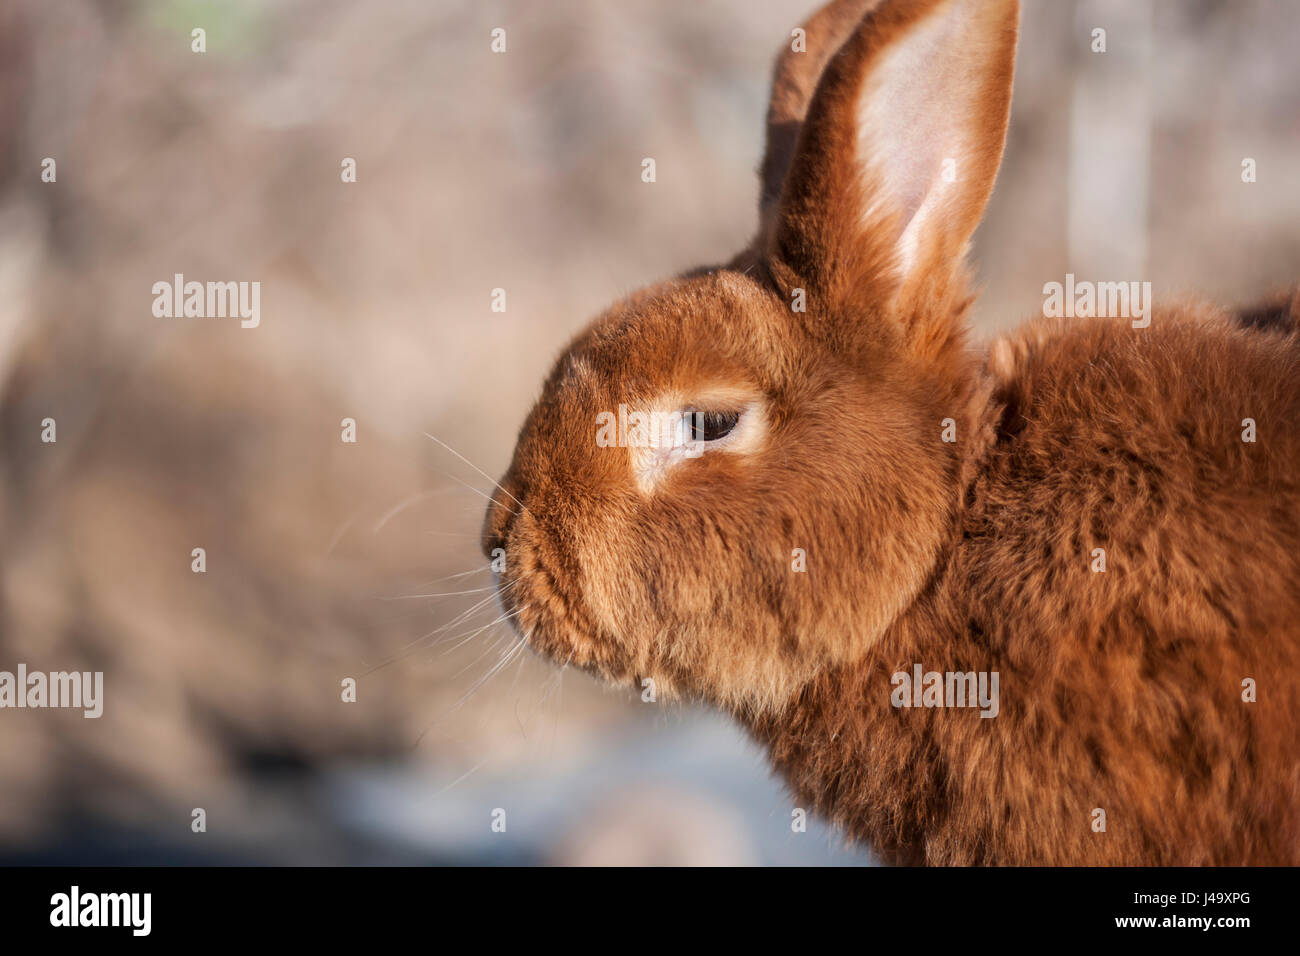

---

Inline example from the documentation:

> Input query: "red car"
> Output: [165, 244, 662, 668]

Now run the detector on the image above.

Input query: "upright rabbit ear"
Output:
[758, 0, 881, 229]
[764, 0, 1019, 352]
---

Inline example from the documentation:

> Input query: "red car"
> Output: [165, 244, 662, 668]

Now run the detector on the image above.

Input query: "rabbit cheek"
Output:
[493, 516, 648, 690]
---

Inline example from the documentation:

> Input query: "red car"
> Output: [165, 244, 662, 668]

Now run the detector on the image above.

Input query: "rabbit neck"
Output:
[741, 564, 996, 864]
[738, 371, 1012, 865]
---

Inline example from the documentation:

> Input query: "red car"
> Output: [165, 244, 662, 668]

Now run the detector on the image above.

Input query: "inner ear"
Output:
[766, 0, 1019, 320]
[855, 0, 1015, 277]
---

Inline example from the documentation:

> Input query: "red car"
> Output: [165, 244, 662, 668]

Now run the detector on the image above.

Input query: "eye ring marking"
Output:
[627, 398, 765, 493]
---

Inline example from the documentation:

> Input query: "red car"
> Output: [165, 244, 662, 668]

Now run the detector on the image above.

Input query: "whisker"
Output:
[440, 606, 524, 655]
[431, 591, 507, 635]
[433, 468, 518, 516]
[411, 632, 531, 748]
[323, 504, 366, 558]
[423, 431, 530, 517]
[327, 485, 488, 558]
[450, 636, 529, 711]
[448, 626, 515, 679]
[379, 586, 496, 601]
[501, 637, 570, 740]
[529, 653, 567, 714]
[371, 487, 469, 535]
[412, 567, 493, 588]
[359, 589, 508, 674]
[507, 638, 531, 704]
[548, 655, 568, 761]
[422, 761, 484, 797]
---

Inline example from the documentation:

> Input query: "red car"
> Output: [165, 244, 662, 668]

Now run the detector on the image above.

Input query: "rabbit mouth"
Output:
[512, 600, 636, 687]
[495, 539, 635, 685]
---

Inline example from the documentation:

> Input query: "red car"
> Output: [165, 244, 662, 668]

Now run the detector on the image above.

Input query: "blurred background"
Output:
[0, 0, 1296, 865]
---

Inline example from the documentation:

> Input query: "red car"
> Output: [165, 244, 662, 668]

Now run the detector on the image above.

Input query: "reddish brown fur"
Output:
[483, 0, 1300, 864]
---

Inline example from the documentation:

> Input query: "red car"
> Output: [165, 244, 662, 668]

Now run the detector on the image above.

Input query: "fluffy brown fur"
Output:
[483, 0, 1300, 865]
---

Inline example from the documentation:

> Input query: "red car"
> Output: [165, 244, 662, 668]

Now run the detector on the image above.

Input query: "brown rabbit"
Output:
[482, 0, 1300, 865]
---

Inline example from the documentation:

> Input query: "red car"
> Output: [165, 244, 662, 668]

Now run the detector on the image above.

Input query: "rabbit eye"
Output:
[688, 410, 741, 443]
[633, 401, 762, 491]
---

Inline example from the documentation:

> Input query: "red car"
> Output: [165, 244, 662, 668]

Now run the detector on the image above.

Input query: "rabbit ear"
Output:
[765, 0, 1019, 345]
[758, 0, 880, 229]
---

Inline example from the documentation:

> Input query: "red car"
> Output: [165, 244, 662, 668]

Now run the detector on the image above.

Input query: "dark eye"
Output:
[689, 409, 741, 443]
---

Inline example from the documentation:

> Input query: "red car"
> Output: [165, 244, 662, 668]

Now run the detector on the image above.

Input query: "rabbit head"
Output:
[483, 0, 1019, 715]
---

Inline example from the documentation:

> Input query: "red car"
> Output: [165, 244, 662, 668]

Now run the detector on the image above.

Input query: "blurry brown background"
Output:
[0, 0, 1296, 864]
